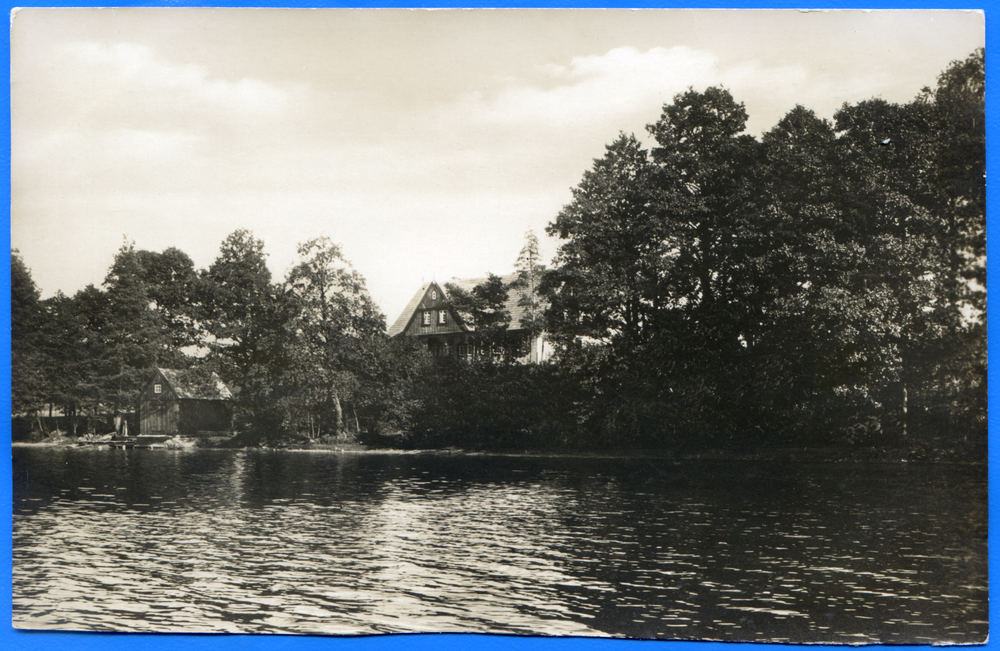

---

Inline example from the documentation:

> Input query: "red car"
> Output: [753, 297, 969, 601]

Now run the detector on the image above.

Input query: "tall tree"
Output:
[11, 251, 45, 416]
[831, 94, 955, 438]
[201, 230, 295, 436]
[83, 241, 192, 434]
[930, 48, 985, 320]
[646, 87, 761, 346]
[40, 287, 107, 434]
[929, 49, 986, 438]
[543, 133, 673, 353]
[285, 237, 385, 438]
[510, 229, 547, 338]
[201, 230, 276, 370]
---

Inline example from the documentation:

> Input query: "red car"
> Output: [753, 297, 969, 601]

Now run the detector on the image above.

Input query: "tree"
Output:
[67, 240, 196, 435]
[926, 50, 986, 440]
[510, 230, 546, 337]
[930, 48, 985, 320]
[446, 273, 523, 363]
[686, 105, 848, 438]
[540, 131, 689, 445]
[646, 87, 762, 345]
[543, 133, 674, 353]
[39, 287, 107, 435]
[201, 230, 296, 438]
[285, 237, 385, 438]
[827, 89, 972, 441]
[11, 251, 45, 416]
[201, 229, 276, 369]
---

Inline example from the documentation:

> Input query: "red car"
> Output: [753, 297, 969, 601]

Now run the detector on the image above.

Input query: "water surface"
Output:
[12, 447, 987, 642]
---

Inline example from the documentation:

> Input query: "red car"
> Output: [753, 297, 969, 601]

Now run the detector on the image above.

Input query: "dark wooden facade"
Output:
[388, 278, 550, 363]
[139, 368, 233, 437]
[389, 281, 474, 357]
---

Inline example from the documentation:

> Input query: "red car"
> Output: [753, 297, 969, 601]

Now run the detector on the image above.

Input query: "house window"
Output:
[438, 310, 447, 325]
[458, 345, 467, 359]
[431, 289, 437, 300]
[154, 384, 162, 394]
[422, 311, 431, 326]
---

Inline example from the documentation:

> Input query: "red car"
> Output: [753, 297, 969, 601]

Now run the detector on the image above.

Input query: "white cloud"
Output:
[449, 46, 719, 133]
[63, 41, 296, 119]
[433, 44, 902, 143]
[11, 11, 981, 318]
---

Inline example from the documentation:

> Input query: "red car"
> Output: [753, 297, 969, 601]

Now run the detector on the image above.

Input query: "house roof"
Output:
[388, 273, 542, 337]
[387, 282, 435, 337]
[157, 368, 233, 400]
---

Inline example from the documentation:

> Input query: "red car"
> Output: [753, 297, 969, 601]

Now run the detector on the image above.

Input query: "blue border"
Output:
[2, 3, 994, 651]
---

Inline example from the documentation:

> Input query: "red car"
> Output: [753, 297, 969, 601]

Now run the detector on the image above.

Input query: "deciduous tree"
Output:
[285, 237, 385, 438]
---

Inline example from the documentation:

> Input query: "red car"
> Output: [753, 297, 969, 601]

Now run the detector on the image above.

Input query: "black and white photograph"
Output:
[10, 7, 987, 644]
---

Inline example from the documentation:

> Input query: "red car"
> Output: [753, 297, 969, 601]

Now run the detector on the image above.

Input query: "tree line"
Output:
[533, 49, 985, 455]
[12, 50, 984, 456]
[12, 232, 424, 444]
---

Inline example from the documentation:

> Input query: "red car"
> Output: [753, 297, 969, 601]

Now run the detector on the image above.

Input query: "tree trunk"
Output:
[351, 405, 361, 435]
[902, 385, 908, 439]
[333, 393, 344, 436]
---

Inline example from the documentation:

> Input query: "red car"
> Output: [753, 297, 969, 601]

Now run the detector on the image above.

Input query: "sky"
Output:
[10, 8, 985, 324]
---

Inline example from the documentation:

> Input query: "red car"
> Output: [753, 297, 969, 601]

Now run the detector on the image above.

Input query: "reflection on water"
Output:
[13, 447, 987, 642]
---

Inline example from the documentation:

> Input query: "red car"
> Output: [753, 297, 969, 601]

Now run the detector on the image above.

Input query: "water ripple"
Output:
[12, 448, 987, 642]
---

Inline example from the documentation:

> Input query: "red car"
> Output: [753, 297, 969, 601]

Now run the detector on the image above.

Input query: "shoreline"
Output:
[11, 439, 984, 465]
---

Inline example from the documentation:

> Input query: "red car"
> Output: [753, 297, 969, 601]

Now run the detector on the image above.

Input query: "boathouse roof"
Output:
[156, 368, 233, 401]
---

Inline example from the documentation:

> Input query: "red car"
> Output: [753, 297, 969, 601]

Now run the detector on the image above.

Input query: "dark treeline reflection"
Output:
[12, 51, 985, 458]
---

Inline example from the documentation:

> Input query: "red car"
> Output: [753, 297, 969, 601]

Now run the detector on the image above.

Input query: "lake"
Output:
[12, 446, 987, 642]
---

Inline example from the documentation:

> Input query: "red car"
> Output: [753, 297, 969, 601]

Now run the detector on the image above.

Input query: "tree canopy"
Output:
[11, 51, 984, 457]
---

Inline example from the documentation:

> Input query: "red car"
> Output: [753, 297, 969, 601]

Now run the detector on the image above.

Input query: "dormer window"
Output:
[422, 311, 431, 326]
[438, 310, 447, 325]
[154, 383, 162, 394]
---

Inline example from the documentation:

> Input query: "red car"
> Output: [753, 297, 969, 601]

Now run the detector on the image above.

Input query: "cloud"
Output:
[13, 40, 309, 168]
[447, 46, 719, 133]
[14, 26, 972, 316]
[62, 41, 297, 122]
[431, 44, 894, 144]
[13, 40, 324, 203]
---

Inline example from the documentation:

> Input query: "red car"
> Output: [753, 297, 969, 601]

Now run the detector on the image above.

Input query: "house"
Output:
[388, 274, 551, 363]
[139, 368, 234, 438]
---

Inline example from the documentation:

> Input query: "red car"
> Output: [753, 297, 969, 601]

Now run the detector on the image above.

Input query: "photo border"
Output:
[3, 3, 994, 651]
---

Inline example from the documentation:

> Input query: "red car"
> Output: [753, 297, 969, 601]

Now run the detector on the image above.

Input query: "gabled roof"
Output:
[156, 368, 233, 400]
[387, 282, 437, 337]
[388, 274, 543, 337]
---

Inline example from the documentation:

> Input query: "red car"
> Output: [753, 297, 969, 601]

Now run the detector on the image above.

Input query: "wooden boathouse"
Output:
[139, 368, 234, 439]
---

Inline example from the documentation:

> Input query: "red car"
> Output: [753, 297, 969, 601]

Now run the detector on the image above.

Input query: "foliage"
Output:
[445, 274, 526, 363]
[11, 251, 45, 415]
[10, 52, 984, 456]
[543, 133, 672, 353]
[403, 360, 583, 451]
[542, 54, 985, 455]
[284, 237, 387, 439]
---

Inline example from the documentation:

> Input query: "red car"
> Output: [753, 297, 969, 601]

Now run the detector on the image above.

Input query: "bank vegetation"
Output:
[12, 51, 985, 460]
